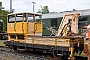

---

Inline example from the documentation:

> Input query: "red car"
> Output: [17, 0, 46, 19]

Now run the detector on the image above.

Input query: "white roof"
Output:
[42, 9, 90, 19]
[8, 12, 42, 16]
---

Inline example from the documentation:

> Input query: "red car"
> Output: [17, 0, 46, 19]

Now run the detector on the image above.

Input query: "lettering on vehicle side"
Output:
[10, 24, 13, 28]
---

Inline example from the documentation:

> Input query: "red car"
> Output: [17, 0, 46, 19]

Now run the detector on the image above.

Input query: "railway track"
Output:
[0, 46, 88, 60]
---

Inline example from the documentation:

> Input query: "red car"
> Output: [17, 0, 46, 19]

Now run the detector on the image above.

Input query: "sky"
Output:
[0, 0, 90, 13]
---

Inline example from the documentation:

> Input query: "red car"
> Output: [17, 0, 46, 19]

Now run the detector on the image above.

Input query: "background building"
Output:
[42, 9, 90, 36]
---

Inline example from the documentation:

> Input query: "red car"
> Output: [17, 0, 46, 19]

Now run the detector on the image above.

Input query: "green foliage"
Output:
[0, 2, 2, 6]
[0, 40, 5, 46]
[0, 10, 10, 31]
[37, 6, 49, 14]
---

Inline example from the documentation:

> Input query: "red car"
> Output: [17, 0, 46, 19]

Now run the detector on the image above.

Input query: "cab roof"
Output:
[8, 12, 42, 16]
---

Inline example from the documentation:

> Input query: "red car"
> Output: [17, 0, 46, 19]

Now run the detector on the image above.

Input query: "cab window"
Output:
[28, 14, 34, 22]
[16, 14, 24, 22]
[16, 13, 26, 22]
[35, 15, 41, 22]
[8, 15, 15, 23]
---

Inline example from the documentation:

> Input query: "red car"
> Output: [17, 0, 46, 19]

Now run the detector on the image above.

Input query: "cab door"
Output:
[27, 14, 35, 35]
[35, 15, 42, 36]
[15, 14, 24, 33]
[27, 14, 42, 36]
[7, 14, 16, 34]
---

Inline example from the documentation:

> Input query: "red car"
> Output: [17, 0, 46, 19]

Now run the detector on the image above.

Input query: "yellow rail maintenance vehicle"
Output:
[4, 12, 84, 60]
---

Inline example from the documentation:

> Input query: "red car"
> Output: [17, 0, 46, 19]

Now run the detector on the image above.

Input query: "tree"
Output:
[0, 2, 2, 6]
[37, 6, 49, 14]
[0, 2, 10, 31]
[0, 10, 10, 31]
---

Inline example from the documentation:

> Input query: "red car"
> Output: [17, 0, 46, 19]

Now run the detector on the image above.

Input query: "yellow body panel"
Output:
[28, 22, 35, 35]
[16, 22, 27, 33]
[23, 22, 28, 33]
[7, 22, 28, 34]
[26, 37, 71, 47]
[56, 38, 70, 47]
[16, 22, 23, 33]
[35, 23, 42, 36]
[35, 23, 42, 33]
[26, 36, 84, 48]
[27, 22, 42, 36]
[7, 23, 15, 33]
